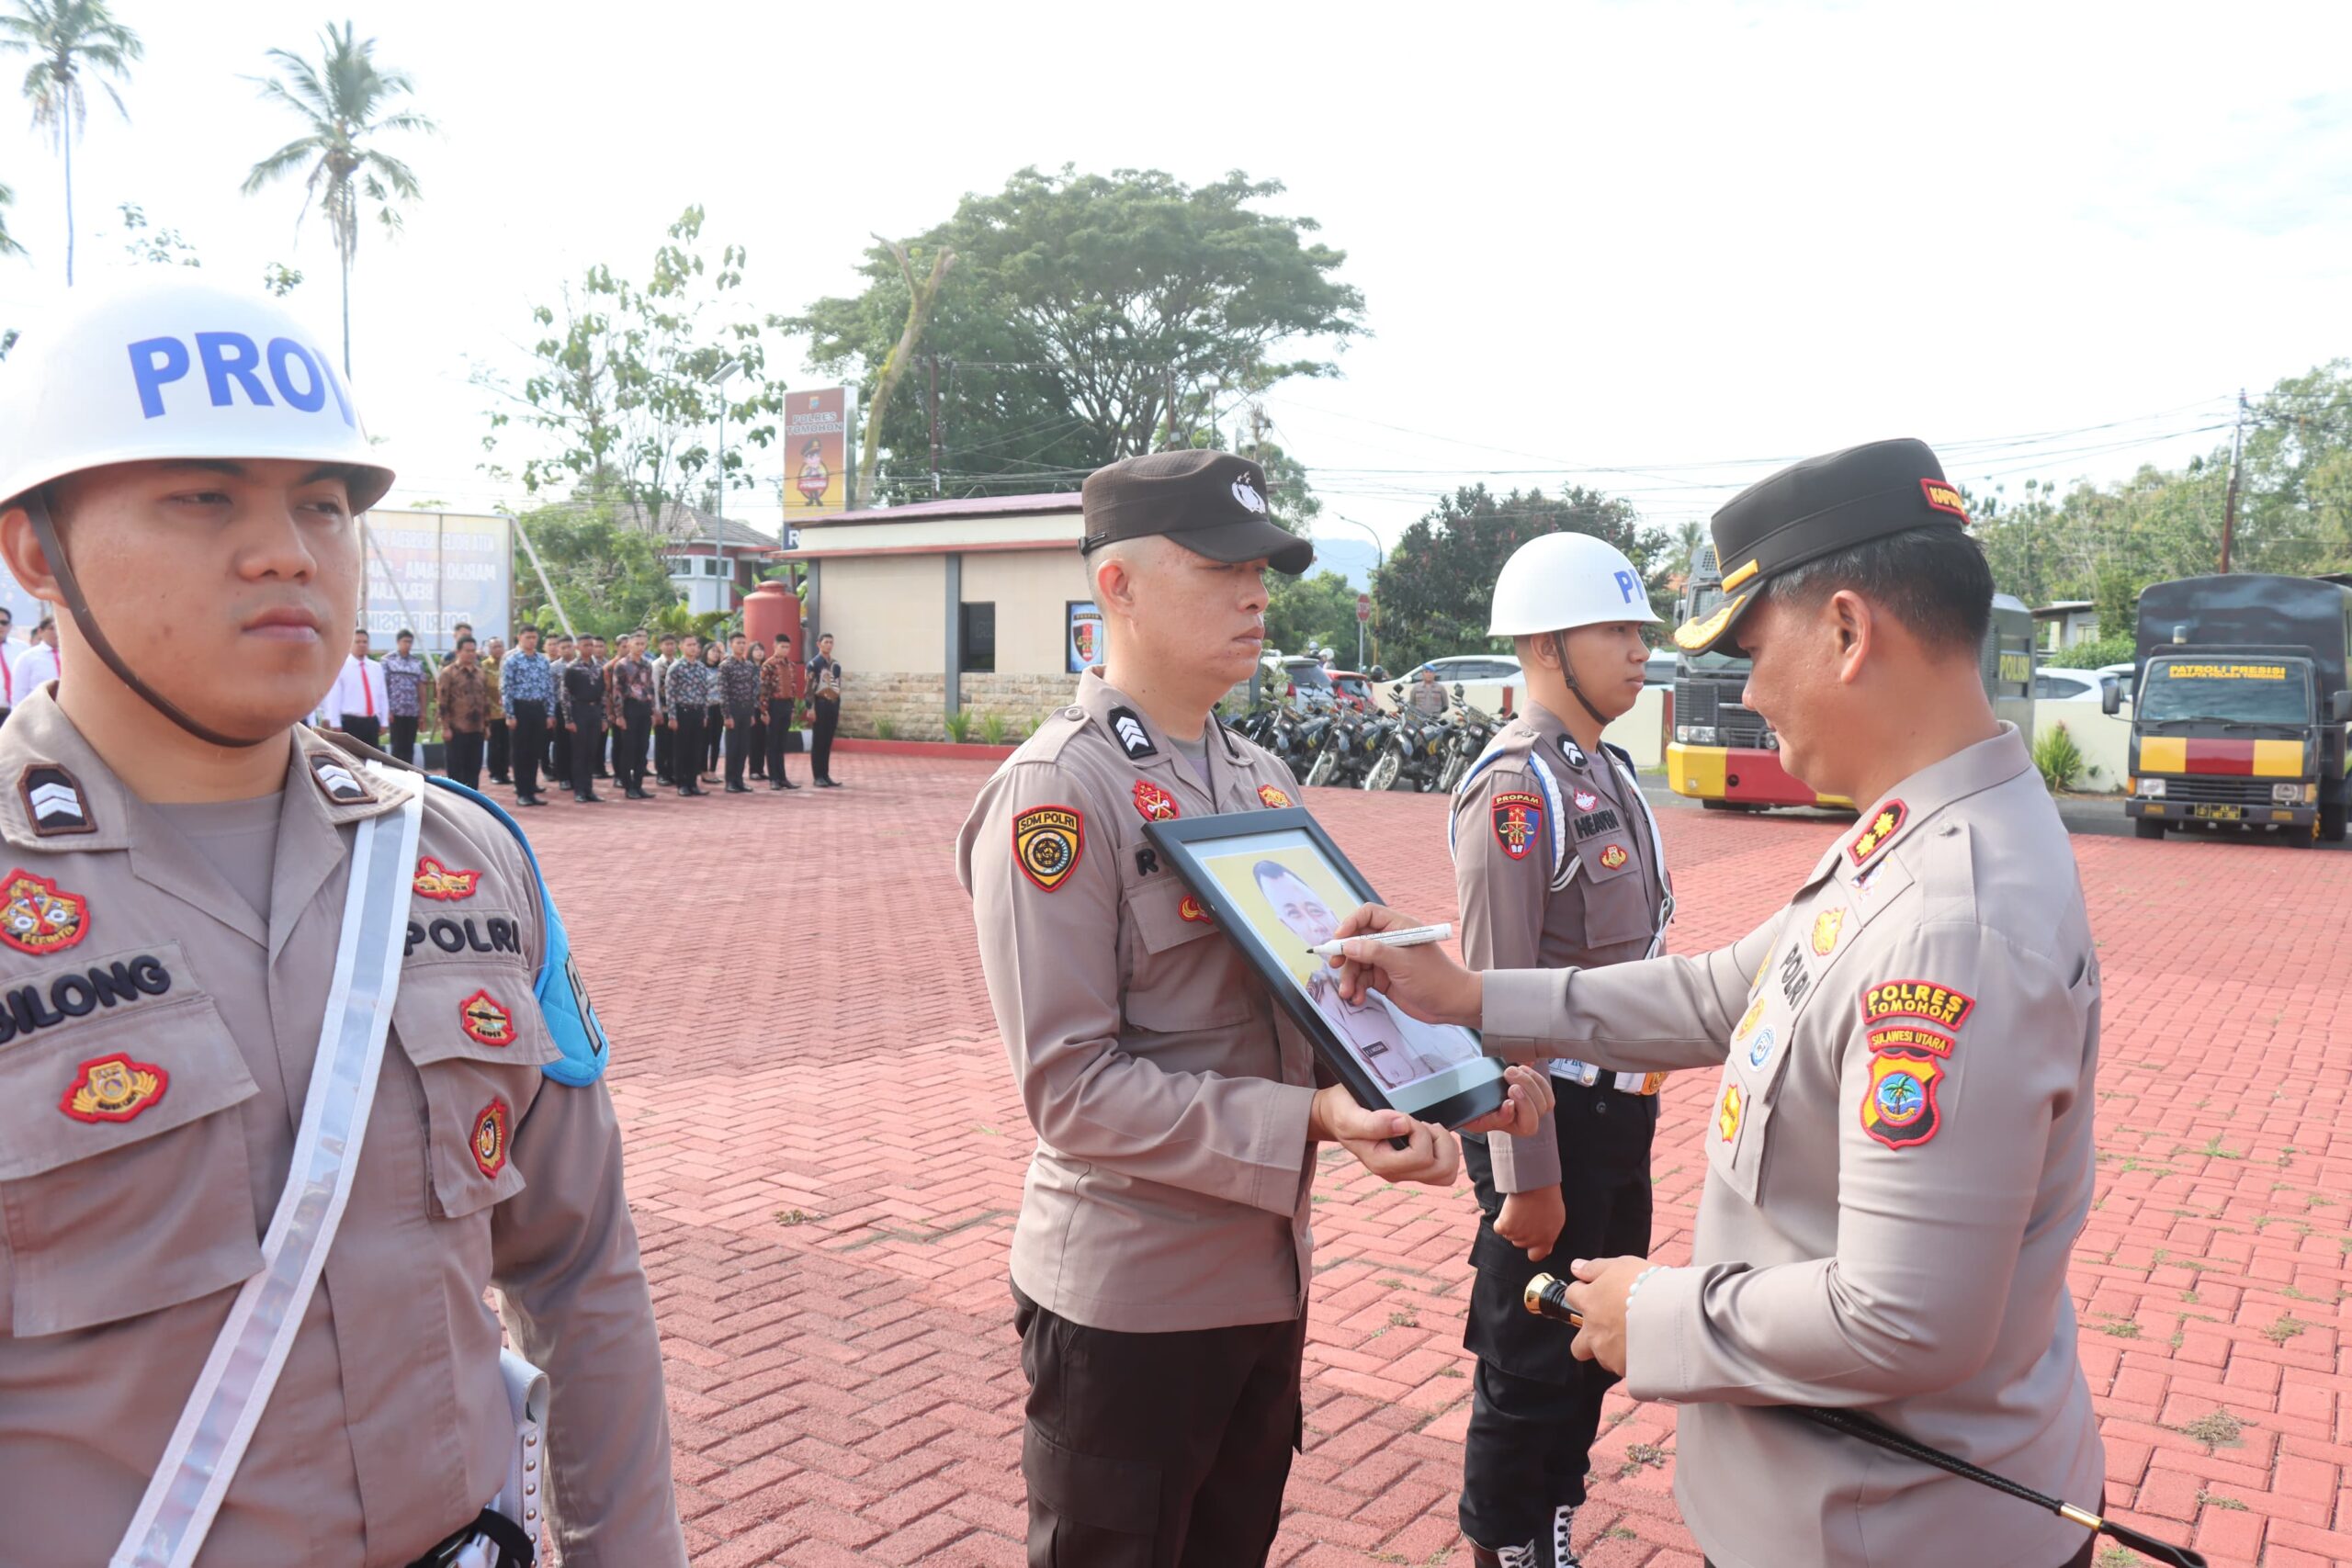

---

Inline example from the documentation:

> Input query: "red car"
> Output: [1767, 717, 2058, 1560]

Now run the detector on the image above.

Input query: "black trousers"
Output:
[1460, 1081, 1657, 1548]
[487, 718, 509, 783]
[811, 696, 839, 781]
[671, 710, 703, 792]
[723, 713, 755, 787]
[616, 698, 651, 791]
[570, 716, 604, 798]
[705, 707, 723, 773]
[388, 715, 419, 764]
[550, 715, 571, 786]
[748, 709, 766, 774]
[509, 702, 548, 799]
[344, 715, 381, 749]
[445, 729, 484, 791]
[1012, 1285, 1302, 1568]
[653, 714, 673, 784]
[765, 697, 797, 779]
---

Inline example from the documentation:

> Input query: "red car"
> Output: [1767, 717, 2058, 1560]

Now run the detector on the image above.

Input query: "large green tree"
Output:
[510, 502, 680, 637]
[0, 177, 19, 256]
[243, 20, 435, 375]
[0, 0, 140, 287]
[1374, 484, 1669, 674]
[480, 206, 785, 531]
[789, 166, 1365, 503]
[1266, 570, 1363, 665]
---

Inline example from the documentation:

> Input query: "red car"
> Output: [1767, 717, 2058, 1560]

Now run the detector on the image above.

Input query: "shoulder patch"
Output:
[1491, 791, 1543, 860]
[1867, 1022, 1955, 1058]
[1860, 1049, 1944, 1149]
[1598, 844, 1630, 871]
[309, 752, 375, 806]
[18, 764, 94, 836]
[1858, 978, 1974, 1031]
[1847, 800, 1907, 867]
[1013, 806, 1085, 891]
[1257, 784, 1294, 808]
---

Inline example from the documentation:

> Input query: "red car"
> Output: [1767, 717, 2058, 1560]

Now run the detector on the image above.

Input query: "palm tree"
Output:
[242, 20, 435, 376]
[0, 0, 142, 287]
[0, 179, 21, 257]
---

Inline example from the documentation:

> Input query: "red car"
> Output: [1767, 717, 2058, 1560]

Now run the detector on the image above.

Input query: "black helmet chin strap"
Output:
[25, 493, 281, 750]
[1550, 630, 1611, 729]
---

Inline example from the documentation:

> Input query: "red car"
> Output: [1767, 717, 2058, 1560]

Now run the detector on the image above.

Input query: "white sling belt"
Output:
[111, 771, 424, 1568]
[1449, 734, 1676, 1093]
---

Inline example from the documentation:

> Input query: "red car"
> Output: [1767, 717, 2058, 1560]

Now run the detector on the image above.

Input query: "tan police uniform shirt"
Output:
[1451, 702, 1668, 1192]
[955, 670, 1321, 1333]
[1479, 727, 2103, 1568]
[0, 692, 685, 1568]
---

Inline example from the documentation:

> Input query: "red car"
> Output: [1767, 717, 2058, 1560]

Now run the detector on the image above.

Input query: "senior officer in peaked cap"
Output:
[1329, 438, 2107, 1568]
[0, 280, 684, 1567]
[956, 448, 1550, 1568]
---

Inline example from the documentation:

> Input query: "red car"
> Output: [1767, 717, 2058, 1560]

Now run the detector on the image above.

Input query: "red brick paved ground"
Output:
[528, 755, 2352, 1567]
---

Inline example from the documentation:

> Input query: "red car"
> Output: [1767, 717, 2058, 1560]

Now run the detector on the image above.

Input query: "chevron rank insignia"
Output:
[18, 765, 94, 836]
[308, 753, 374, 806]
[1107, 706, 1157, 760]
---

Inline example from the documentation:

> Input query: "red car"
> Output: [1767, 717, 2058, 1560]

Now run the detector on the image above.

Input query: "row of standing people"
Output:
[319, 622, 848, 803]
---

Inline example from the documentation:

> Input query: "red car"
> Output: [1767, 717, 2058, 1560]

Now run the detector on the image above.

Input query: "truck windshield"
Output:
[2139, 659, 2312, 726]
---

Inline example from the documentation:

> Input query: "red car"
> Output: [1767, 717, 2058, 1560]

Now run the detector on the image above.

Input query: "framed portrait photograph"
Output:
[1145, 807, 1509, 1130]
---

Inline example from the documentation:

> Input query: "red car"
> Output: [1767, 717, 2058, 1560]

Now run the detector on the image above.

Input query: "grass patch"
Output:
[773, 1209, 820, 1226]
[2174, 1409, 2244, 1450]
[2098, 1318, 2143, 1338]
[2259, 1314, 2311, 1345]
[1616, 1440, 1669, 1479]
[2197, 1490, 2249, 1511]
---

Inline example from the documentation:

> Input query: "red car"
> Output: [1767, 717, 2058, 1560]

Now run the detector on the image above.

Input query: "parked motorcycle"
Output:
[1365, 683, 1454, 793]
[1306, 704, 1380, 787]
[1437, 686, 1502, 793]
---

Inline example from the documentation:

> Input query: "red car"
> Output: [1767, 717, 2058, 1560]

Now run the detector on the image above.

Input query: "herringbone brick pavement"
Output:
[523, 753, 2352, 1567]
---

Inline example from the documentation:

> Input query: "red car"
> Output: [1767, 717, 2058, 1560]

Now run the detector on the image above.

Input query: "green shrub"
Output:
[944, 708, 975, 744]
[2033, 720, 2085, 793]
[875, 716, 898, 740]
[2046, 634, 2134, 671]
[981, 712, 1009, 746]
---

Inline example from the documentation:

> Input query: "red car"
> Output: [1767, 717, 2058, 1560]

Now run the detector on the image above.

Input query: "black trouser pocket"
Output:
[1024, 1425, 1159, 1566]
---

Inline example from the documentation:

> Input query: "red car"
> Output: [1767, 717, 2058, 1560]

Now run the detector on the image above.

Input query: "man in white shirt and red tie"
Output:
[12, 612, 60, 705]
[323, 626, 390, 746]
[0, 604, 18, 724]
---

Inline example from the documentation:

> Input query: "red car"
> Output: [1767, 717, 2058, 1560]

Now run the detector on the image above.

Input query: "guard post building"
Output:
[780, 492, 1095, 741]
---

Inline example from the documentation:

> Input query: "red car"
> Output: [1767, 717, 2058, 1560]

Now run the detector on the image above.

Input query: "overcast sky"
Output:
[2, 0, 2346, 558]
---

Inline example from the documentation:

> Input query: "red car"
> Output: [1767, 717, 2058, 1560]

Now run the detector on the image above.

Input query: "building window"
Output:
[960, 602, 996, 674]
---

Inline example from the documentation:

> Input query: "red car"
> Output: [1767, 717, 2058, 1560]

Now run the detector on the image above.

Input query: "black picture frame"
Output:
[1145, 807, 1508, 1131]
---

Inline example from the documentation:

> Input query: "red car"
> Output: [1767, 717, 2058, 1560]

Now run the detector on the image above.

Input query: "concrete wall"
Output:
[816, 555, 947, 674]
[2031, 703, 2132, 789]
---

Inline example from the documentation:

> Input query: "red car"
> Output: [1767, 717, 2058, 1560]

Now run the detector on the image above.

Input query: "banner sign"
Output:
[358, 513, 513, 653]
[1067, 601, 1103, 673]
[786, 387, 855, 517]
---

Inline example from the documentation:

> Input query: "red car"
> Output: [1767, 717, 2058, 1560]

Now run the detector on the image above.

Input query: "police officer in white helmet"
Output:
[0, 280, 684, 1567]
[1445, 531, 1674, 1568]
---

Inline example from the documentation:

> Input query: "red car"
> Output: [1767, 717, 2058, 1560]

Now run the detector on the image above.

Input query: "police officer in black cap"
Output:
[1335, 437, 2109, 1568]
[957, 448, 1550, 1568]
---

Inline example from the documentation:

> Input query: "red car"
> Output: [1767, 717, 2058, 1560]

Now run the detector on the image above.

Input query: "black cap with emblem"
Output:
[1675, 437, 1971, 656]
[1080, 450, 1314, 575]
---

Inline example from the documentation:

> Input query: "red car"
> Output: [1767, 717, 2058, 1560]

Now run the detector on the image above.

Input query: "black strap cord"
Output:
[406, 1506, 537, 1568]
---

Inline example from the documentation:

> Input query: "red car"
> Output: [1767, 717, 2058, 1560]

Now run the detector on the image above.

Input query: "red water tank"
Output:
[744, 580, 803, 664]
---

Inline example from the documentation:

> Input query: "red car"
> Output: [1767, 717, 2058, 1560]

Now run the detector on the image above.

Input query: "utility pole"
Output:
[2219, 388, 2247, 574]
[1164, 365, 1178, 449]
[928, 353, 943, 498]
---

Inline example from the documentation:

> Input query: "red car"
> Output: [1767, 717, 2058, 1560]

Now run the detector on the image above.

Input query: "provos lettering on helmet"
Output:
[0, 278, 395, 515]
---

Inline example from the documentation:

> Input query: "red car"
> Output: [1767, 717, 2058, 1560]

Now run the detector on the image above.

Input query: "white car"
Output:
[2032, 669, 2109, 703]
[1414, 655, 1524, 684]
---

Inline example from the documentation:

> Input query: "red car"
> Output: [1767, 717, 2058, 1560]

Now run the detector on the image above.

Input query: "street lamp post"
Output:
[710, 359, 742, 518]
[1324, 515, 1386, 670]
